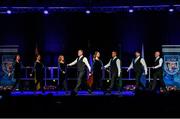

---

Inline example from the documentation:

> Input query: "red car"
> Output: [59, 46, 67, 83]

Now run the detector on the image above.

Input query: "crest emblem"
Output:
[164, 55, 179, 75]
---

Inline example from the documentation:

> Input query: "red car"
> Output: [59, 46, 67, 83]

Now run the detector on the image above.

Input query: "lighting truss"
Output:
[0, 5, 179, 14]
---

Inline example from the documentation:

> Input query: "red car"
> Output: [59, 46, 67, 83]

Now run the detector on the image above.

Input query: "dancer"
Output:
[67, 49, 91, 95]
[127, 51, 147, 91]
[13, 54, 24, 91]
[92, 51, 103, 90]
[104, 51, 121, 93]
[151, 51, 167, 92]
[58, 55, 68, 93]
[31, 54, 45, 91]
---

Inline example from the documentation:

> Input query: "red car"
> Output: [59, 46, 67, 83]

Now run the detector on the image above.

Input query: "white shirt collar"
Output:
[155, 56, 160, 60]
[113, 56, 117, 60]
[136, 56, 140, 60]
[79, 55, 83, 59]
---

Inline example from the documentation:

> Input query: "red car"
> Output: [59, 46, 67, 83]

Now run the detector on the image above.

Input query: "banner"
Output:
[162, 45, 180, 89]
[0, 55, 16, 86]
[0, 45, 19, 86]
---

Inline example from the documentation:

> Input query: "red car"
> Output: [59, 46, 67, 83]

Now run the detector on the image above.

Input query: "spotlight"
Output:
[44, 10, 49, 14]
[169, 8, 174, 12]
[129, 9, 134, 13]
[7, 10, 11, 14]
[86, 10, 91, 14]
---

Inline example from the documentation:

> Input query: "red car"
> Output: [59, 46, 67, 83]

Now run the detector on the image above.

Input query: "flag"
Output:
[35, 42, 39, 56]
[140, 74, 146, 88]
[89, 53, 93, 68]
[140, 43, 146, 87]
[141, 43, 144, 58]
[34, 41, 40, 90]
[87, 75, 93, 87]
[34, 70, 41, 90]
[87, 53, 94, 87]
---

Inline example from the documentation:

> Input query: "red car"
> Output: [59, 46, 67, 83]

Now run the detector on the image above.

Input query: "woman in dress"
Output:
[92, 51, 103, 91]
[58, 55, 68, 93]
[31, 54, 44, 91]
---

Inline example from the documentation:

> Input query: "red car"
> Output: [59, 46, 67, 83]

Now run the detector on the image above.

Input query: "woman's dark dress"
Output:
[33, 61, 44, 90]
[92, 59, 103, 90]
[58, 62, 68, 91]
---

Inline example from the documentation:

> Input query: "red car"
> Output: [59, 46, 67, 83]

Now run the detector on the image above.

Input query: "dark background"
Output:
[0, 11, 180, 67]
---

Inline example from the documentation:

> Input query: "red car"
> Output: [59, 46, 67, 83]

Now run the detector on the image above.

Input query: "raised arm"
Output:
[67, 58, 78, 66]
[127, 60, 133, 71]
[104, 59, 111, 69]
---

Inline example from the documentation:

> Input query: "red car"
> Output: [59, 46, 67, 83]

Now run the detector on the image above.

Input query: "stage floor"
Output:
[10, 90, 135, 96]
[0, 90, 180, 117]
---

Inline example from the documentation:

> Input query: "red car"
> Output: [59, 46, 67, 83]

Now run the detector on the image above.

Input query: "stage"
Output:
[10, 90, 135, 96]
[0, 90, 179, 118]
[1, 0, 180, 118]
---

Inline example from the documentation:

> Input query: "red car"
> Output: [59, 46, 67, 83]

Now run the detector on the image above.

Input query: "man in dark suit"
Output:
[127, 51, 147, 91]
[67, 49, 92, 95]
[104, 51, 121, 94]
[151, 51, 167, 93]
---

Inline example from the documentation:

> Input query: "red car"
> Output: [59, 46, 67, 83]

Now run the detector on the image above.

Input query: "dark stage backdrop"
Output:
[0, 11, 180, 67]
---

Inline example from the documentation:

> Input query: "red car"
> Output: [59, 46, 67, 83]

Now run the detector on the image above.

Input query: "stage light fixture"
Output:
[129, 9, 134, 13]
[7, 10, 12, 14]
[169, 8, 174, 12]
[44, 10, 49, 14]
[86, 10, 91, 14]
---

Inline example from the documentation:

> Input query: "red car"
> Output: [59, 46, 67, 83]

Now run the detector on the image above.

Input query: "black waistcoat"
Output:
[133, 57, 143, 73]
[14, 61, 21, 78]
[77, 57, 86, 72]
[110, 57, 118, 73]
[154, 57, 163, 72]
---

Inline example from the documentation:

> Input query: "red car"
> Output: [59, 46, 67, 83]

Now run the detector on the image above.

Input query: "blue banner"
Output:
[163, 55, 180, 89]
[0, 55, 16, 86]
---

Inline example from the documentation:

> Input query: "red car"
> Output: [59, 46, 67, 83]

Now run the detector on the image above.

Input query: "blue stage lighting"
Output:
[169, 8, 174, 12]
[7, 10, 12, 14]
[86, 10, 91, 14]
[129, 9, 134, 13]
[44, 10, 49, 14]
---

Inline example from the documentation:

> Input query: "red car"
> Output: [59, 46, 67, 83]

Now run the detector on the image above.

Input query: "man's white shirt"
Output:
[127, 56, 148, 75]
[68, 55, 91, 72]
[104, 56, 121, 77]
[154, 56, 163, 69]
